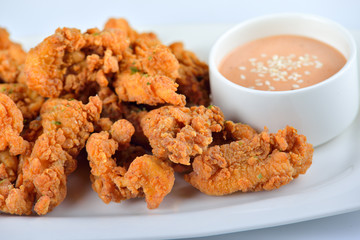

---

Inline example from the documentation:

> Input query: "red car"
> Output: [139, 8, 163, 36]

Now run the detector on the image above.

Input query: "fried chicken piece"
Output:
[114, 72, 185, 106]
[0, 152, 34, 215]
[0, 150, 18, 182]
[86, 119, 174, 209]
[0, 93, 33, 215]
[28, 96, 102, 215]
[122, 155, 175, 209]
[114, 33, 185, 106]
[185, 125, 313, 195]
[169, 42, 210, 106]
[25, 27, 129, 98]
[0, 93, 29, 155]
[0, 83, 44, 120]
[141, 105, 225, 165]
[0, 28, 27, 83]
[104, 18, 139, 43]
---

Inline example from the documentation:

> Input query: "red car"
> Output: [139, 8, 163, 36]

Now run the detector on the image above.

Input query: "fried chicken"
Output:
[0, 28, 27, 83]
[104, 18, 139, 43]
[26, 96, 101, 215]
[114, 33, 185, 106]
[0, 93, 33, 215]
[0, 83, 44, 120]
[86, 119, 174, 209]
[141, 105, 224, 165]
[0, 93, 29, 155]
[169, 42, 210, 106]
[25, 27, 129, 98]
[185, 125, 313, 195]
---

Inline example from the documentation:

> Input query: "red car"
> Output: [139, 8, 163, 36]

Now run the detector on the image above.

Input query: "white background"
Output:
[1, 0, 360, 239]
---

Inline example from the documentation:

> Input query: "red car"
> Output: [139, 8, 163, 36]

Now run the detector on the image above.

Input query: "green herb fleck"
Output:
[68, 98, 74, 101]
[52, 121, 61, 126]
[8, 89, 13, 94]
[146, 82, 151, 85]
[0, 179, 5, 184]
[148, 56, 153, 60]
[92, 32, 100, 36]
[207, 104, 214, 109]
[1, 87, 6, 92]
[238, 141, 243, 145]
[257, 173, 263, 179]
[130, 66, 140, 74]
[143, 73, 149, 77]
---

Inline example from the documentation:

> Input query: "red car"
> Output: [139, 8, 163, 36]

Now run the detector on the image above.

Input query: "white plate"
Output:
[1, 25, 360, 240]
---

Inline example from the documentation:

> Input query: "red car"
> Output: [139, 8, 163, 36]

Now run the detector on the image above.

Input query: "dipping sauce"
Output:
[219, 35, 347, 91]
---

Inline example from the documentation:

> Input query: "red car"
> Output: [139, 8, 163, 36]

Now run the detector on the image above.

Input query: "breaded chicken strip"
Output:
[141, 105, 224, 165]
[0, 28, 26, 83]
[25, 27, 129, 98]
[86, 119, 174, 209]
[169, 42, 210, 106]
[185, 125, 313, 195]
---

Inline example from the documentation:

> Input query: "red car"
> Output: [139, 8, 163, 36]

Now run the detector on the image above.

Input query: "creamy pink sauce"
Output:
[219, 35, 347, 91]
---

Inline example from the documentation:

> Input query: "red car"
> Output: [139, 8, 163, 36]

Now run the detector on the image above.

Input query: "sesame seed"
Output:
[261, 53, 267, 58]
[304, 71, 310, 75]
[268, 86, 275, 91]
[255, 82, 263, 86]
[258, 73, 265, 78]
[265, 80, 270, 86]
[297, 79, 304, 84]
[239, 66, 246, 70]
[240, 74, 246, 80]
[292, 84, 300, 89]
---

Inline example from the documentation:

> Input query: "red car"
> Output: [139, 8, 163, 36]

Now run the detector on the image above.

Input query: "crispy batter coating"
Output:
[0, 94, 33, 215]
[185, 125, 313, 195]
[104, 18, 139, 43]
[0, 150, 18, 182]
[0, 28, 26, 83]
[141, 105, 225, 165]
[114, 32, 185, 106]
[169, 42, 210, 106]
[0, 93, 29, 155]
[27, 96, 102, 215]
[122, 154, 175, 209]
[114, 72, 185, 106]
[0, 152, 34, 215]
[0, 83, 44, 120]
[86, 119, 174, 209]
[25, 27, 129, 98]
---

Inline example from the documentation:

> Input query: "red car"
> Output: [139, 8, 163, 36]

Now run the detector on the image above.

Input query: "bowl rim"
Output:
[209, 13, 358, 96]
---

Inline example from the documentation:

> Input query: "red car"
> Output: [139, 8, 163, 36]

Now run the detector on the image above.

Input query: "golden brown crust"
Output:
[86, 120, 174, 209]
[185, 126, 313, 195]
[141, 105, 224, 165]
[0, 93, 28, 156]
[0, 83, 44, 120]
[25, 27, 129, 98]
[0, 28, 26, 83]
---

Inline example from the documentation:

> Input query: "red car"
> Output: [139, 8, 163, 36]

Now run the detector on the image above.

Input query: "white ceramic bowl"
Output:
[209, 13, 359, 147]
